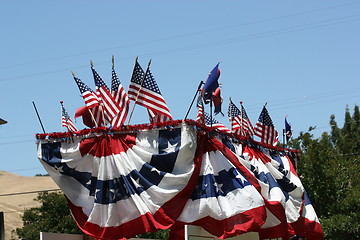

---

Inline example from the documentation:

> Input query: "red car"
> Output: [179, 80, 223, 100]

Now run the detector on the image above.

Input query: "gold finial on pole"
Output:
[90, 59, 94, 68]
[71, 71, 76, 77]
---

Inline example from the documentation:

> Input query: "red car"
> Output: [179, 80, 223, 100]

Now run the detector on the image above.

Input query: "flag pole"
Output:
[283, 129, 286, 147]
[229, 97, 233, 131]
[184, 81, 204, 120]
[32, 101, 46, 133]
[60, 101, 64, 131]
[90, 60, 106, 125]
[128, 57, 151, 124]
[71, 71, 98, 128]
[240, 101, 244, 137]
[210, 97, 213, 127]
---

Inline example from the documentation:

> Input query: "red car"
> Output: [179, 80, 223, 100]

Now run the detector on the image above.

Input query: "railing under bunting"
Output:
[35, 119, 299, 154]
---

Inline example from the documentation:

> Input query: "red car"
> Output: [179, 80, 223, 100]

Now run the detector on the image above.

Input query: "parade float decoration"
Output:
[36, 57, 323, 240]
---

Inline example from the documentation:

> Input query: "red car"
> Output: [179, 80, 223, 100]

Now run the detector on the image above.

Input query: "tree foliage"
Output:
[15, 191, 82, 240]
[289, 105, 360, 239]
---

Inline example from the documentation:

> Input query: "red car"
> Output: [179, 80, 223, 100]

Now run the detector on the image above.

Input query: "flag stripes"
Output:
[111, 67, 130, 127]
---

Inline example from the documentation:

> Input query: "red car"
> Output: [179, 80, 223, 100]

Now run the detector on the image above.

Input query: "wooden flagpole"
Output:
[90, 60, 106, 125]
[128, 57, 151, 124]
[184, 81, 204, 120]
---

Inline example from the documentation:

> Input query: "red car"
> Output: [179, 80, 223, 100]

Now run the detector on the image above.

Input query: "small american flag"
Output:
[61, 103, 78, 132]
[128, 60, 172, 120]
[204, 112, 231, 133]
[110, 67, 130, 127]
[92, 67, 120, 125]
[284, 116, 292, 142]
[254, 106, 279, 145]
[147, 109, 172, 123]
[228, 100, 254, 137]
[73, 74, 104, 127]
[73, 75, 99, 109]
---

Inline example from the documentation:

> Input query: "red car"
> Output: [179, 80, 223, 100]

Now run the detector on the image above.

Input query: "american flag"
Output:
[228, 100, 254, 137]
[73, 74, 104, 127]
[195, 95, 205, 124]
[254, 106, 279, 145]
[92, 67, 121, 125]
[61, 103, 78, 132]
[202, 63, 220, 104]
[147, 109, 172, 123]
[73, 75, 99, 109]
[204, 112, 231, 133]
[128, 60, 172, 120]
[284, 116, 292, 142]
[111, 67, 130, 127]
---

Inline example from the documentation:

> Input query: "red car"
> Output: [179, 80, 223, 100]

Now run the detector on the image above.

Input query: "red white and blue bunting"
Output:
[36, 120, 323, 240]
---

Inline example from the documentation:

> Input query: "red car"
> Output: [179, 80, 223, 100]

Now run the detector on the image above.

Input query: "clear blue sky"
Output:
[0, 1, 359, 176]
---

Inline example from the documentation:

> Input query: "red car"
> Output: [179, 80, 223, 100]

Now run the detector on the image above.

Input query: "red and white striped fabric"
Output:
[111, 67, 130, 127]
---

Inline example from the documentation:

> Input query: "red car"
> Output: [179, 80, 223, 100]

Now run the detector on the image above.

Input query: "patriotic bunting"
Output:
[37, 121, 323, 240]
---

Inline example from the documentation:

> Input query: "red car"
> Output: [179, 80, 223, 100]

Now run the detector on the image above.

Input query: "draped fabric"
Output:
[36, 121, 323, 240]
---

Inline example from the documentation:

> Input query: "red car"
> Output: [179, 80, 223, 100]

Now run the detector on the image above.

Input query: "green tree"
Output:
[289, 105, 360, 239]
[135, 229, 169, 239]
[15, 191, 82, 240]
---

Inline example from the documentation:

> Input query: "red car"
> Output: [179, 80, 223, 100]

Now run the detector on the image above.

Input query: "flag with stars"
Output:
[240, 145, 324, 240]
[284, 116, 292, 142]
[38, 123, 198, 239]
[172, 134, 266, 239]
[202, 63, 220, 104]
[254, 106, 279, 146]
[128, 60, 172, 120]
[111, 67, 130, 127]
[92, 66, 121, 125]
[204, 112, 231, 133]
[73, 75, 99, 109]
[73, 75, 104, 127]
[61, 103, 78, 132]
[228, 100, 254, 137]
